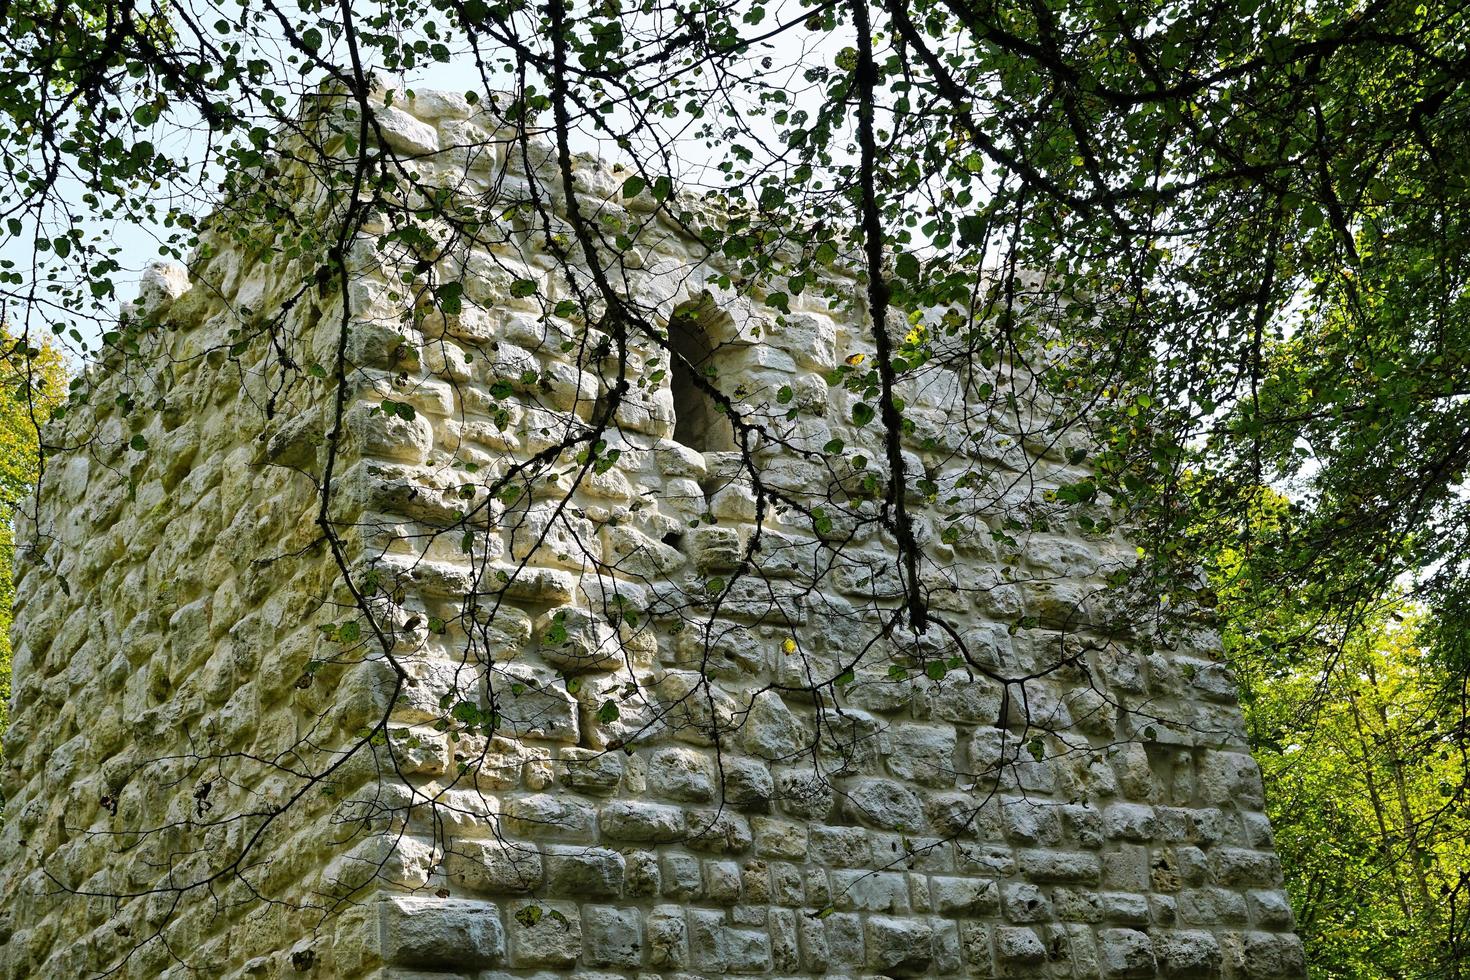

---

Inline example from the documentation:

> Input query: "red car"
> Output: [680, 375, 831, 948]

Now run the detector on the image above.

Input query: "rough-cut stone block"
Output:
[995, 925, 1047, 964]
[505, 900, 582, 968]
[443, 840, 544, 894]
[741, 691, 809, 760]
[824, 912, 866, 970]
[502, 794, 596, 840]
[380, 897, 503, 968]
[809, 824, 870, 867]
[931, 875, 1000, 916]
[1100, 927, 1157, 978]
[1210, 847, 1282, 887]
[704, 859, 743, 904]
[884, 724, 958, 787]
[686, 808, 752, 853]
[555, 747, 623, 795]
[599, 800, 684, 842]
[647, 746, 717, 801]
[842, 778, 926, 832]
[774, 768, 835, 821]
[1248, 890, 1296, 930]
[864, 915, 932, 975]
[1240, 931, 1306, 979]
[1017, 848, 1102, 884]
[1107, 803, 1161, 841]
[722, 756, 775, 810]
[688, 909, 772, 974]
[1155, 929, 1222, 978]
[581, 905, 642, 968]
[659, 852, 703, 901]
[1002, 881, 1054, 923]
[830, 869, 910, 913]
[542, 845, 624, 897]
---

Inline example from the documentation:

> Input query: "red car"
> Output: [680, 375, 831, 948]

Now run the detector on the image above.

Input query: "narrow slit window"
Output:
[669, 309, 735, 453]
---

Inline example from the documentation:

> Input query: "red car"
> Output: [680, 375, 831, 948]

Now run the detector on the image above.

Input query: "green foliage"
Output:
[1205, 486, 1470, 973]
[0, 328, 66, 740]
[1245, 612, 1469, 976]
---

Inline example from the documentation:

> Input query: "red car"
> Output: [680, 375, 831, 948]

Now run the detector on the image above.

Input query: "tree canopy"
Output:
[2, 0, 1469, 971]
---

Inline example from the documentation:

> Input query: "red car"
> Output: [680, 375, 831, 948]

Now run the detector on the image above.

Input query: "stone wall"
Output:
[0, 88, 1304, 978]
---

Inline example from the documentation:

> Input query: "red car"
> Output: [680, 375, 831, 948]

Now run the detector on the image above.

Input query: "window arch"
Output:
[667, 301, 736, 453]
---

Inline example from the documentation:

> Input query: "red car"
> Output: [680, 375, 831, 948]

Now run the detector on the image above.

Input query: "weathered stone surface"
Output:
[506, 900, 582, 967]
[1100, 927, 1157, 978]
[884, 723, 958, 787]
[380, 896, 504, 968]
[931, 875, 1000, 916]
[543, 845, 625, 898]
[599, 799, 685, 841]
[0, 87, 1301, 980]
[443, 840, 544, 894]
[1241, 931, 1307, 979]
[996, 925, 1048, 964]
[865, 914, 933, 975]
[581, 904, 642, 967]
[843, 777, 927, 831]
[1155, 930, 1222, 978]
[647, 745, 717, 801]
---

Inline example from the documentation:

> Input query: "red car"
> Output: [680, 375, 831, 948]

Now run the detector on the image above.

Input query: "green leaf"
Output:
[851, 403, 875, 427]
[380, 399, 416, 421]
[597, 700, 620, 724]
[620, 175, 647, 198]
[509, 278, 538, 298]
[435, 281, 463, 314]
[129, 434, 148, 451]
[593, 448, 621, 475]
[957, 215, 988, 247]
[812, 507, 833, 535]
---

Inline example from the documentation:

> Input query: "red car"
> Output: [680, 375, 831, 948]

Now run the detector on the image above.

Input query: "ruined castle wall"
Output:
[0, 89, 1304, 979]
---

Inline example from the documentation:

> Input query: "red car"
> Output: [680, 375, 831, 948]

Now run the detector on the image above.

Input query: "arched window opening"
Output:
[668, 305, 736, 453]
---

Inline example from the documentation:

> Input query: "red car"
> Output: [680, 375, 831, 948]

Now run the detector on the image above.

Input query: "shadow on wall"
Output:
[669, 296, 737, 454]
